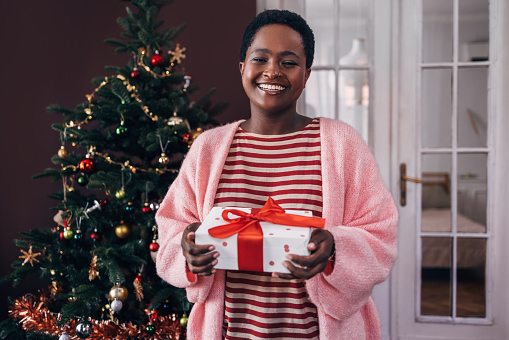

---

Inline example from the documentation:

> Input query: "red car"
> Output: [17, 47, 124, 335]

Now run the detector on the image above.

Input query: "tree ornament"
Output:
[180, 314, 189, 327]
[158, 152, 170, 165]
[149, 241, 159, 252]
[57, 146, 69, 159]
[74, 229, 83, 242]
[63, 228, 74, 240]
[145, 323, 156, 335]
[59, 231, 66, 241]
[181, 132, 190, 144]
[59, 331, 71, 340]
[115, 221, 131, 239]
[75, 321, 92, 338]
[115, 122, 128, 136]
[111, 298, 123, 312]
[167, 111, 184, 126]
[149, 225, 159, 252]
[142, 202, 151, 213]
[115, 188, 126, 199]
[89, 254, 100, 281]
[168, 43, 187, 64]
[150, 202, 160, 211]
[189, 128, 203, 145]
[79, 156, 95, 174]
[183, 75, 192, 89]
[134, 273, 144, 301]
[109, 284, 128, 302]
[19, 245, 41, 267]
[125, 202, 135, 213]
[90, 229, 102, 242]
[77, 174, 88, 186]
[150, 50, 164, 66]
[130, 67, 140, 78]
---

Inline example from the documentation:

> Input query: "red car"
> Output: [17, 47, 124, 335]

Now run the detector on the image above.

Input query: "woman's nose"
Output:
[263, 62, 281, 79]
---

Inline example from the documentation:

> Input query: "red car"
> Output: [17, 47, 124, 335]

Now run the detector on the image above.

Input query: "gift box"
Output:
[195, 197, 325, 273]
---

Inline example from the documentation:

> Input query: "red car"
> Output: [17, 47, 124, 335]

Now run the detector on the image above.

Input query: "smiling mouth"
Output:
[257, 83, 287, 92]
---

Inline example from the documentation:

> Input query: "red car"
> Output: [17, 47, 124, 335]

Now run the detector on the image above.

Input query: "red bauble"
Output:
[142, 203, 151, 213]
[150, 53, 164, 66]
[181, 133, 190, 144]
[131, 68, 140, 78]
[59, 231, 65, 240]
[149, 242, 159, 252]
[90, 231, 102, 241]
[135, 273, 143, 282]
[79, 158, 96, 174]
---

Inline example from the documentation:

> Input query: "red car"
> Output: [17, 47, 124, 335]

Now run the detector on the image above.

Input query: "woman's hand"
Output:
[181, 222, 220, 276]
[273, 228, 334, 280]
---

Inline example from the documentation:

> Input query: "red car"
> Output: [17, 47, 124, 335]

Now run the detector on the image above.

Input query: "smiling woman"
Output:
[239, 24, 312, 132]
[155, 9, 398, 340]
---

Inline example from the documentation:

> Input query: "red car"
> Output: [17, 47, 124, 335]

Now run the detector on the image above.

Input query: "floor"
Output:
[420, 268, 485, 317]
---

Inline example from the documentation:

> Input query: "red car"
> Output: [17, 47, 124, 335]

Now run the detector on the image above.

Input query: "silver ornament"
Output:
[149, 202, 160, 211]
[59, 332, 71, 340]
[76, 321, 92, 338]
[111, 298, 123, 312]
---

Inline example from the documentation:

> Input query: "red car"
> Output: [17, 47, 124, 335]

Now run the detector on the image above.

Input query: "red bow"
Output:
[208, 197, 325, 272]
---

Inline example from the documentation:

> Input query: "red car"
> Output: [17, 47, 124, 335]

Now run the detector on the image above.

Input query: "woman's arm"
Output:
[304, 119, 399, 321]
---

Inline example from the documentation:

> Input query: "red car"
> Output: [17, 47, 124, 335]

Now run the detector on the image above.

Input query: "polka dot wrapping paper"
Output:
[195, 206, 317, 273]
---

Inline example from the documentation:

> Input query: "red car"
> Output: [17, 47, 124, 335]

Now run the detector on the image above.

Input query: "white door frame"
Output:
[391, 0, 509, 338]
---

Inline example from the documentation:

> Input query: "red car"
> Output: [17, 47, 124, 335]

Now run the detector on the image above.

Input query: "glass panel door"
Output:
[304, 0, 371, 143]
[418, 0, 490, 323]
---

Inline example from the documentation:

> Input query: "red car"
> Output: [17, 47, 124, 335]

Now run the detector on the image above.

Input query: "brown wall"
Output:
[0, 0, 254, 320]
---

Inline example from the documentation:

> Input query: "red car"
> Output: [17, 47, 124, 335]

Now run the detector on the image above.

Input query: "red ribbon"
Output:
[208, 197, 325, 272]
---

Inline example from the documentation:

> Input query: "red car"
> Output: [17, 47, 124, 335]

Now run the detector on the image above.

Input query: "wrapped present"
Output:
[195, 197, 325, 273]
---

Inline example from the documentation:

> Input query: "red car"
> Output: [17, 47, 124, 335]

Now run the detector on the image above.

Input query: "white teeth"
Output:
[258, 84, 285, 91]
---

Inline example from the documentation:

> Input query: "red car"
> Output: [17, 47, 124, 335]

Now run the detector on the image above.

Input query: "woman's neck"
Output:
[241, 110, 312, 135]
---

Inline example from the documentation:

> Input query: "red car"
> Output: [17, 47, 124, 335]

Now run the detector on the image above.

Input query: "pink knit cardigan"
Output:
[155, 117, 398, 340]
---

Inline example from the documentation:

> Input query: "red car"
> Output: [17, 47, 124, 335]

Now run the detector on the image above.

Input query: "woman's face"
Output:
[240, 24, 311, 116]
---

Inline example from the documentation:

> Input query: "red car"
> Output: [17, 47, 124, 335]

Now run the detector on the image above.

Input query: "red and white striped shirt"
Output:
[214, 118, 322, 339]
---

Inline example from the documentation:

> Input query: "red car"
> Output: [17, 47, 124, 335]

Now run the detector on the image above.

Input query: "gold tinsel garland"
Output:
[9, 288, 185, 340]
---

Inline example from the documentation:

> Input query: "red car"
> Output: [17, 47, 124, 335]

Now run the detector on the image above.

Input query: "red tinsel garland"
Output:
[8, 288, 185, 339]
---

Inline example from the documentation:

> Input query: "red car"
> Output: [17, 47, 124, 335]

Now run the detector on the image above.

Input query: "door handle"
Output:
[400, 163, 422, 206]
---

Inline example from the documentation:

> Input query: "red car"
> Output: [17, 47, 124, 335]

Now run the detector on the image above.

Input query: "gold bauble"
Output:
[109, 285, 128, 302]
[191, 128, 203, 140]
[57, 146, 68, 159]
[115, 221, 131, 239]
[158, 153, 170, 165]
[115, 188, 126, 199]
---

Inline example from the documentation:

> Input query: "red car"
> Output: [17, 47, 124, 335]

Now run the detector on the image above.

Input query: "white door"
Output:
[393, 0, 509, 339]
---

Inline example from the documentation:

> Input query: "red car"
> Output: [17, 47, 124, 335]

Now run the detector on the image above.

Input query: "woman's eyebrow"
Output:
[250, 48, 301, 59]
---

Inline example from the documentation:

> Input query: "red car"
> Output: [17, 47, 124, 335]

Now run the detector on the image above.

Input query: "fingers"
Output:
[187, 251, 220, 276]
[181, 222, 219, 276]
[275, 229, 334, 280]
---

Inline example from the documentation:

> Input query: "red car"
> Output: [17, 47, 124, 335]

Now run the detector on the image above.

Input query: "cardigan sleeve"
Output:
[155, 134, 215, 303]
[305, 119, 398, 321]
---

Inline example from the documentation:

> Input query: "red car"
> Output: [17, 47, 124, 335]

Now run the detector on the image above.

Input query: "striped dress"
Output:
[214, 118, 322, 339]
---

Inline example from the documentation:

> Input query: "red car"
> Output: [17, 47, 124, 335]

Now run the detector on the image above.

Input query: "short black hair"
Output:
[240, 10, 315, 70]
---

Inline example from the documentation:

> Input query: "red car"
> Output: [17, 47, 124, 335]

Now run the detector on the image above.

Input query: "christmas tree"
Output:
[0, 0, 224, 338]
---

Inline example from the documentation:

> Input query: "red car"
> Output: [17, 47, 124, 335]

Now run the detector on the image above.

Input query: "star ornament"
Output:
[168, 43, 186, 64]
[19, 246, 41, 267]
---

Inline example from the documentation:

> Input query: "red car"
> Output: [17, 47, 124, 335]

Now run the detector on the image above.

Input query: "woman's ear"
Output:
[304, 68, 311, 87]
[239, 62, 245, 76]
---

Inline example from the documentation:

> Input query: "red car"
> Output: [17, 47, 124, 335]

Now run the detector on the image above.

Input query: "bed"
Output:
[420, 172, 487, 269]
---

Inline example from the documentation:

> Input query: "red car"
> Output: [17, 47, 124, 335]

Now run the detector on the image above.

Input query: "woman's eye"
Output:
[282, 61, 297, 67]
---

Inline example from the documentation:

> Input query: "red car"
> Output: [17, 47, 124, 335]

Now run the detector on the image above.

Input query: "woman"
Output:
[156, 9, 398, 340]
